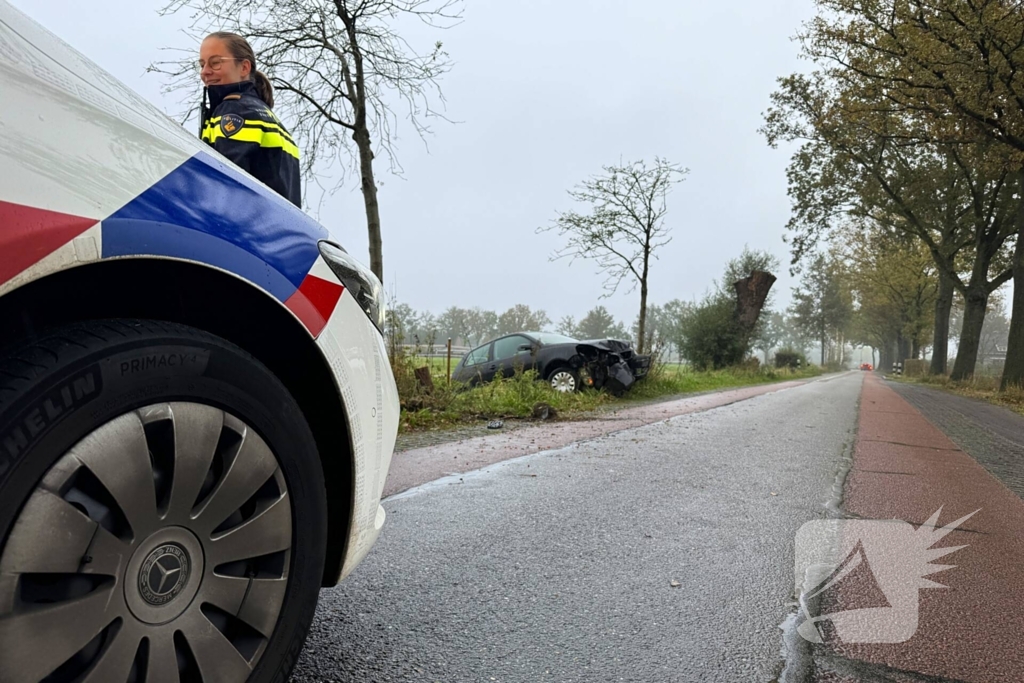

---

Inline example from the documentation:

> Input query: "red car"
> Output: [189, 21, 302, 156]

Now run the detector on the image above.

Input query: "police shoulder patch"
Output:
[220, 113, 245, 138]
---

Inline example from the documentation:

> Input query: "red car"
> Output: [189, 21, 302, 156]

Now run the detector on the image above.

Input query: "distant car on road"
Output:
[451, 332, 651, 394]
[860, 363, 874, 371]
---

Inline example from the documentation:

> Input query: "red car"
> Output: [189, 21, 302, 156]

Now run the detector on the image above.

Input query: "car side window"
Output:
[465, 344, 491, 367]
[493, 335, 531, 361]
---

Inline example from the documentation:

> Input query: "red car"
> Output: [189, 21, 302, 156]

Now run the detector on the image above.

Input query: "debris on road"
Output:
[532, 402, 558, 420]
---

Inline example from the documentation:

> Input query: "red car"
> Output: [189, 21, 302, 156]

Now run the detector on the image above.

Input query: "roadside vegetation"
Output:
[392, 349, 822, 433]
[761, 0, 1024, 390]
[629, 362, 820, 401]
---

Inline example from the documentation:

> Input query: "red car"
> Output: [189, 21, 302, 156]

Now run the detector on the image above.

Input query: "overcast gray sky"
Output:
[11, 0, 816, 327]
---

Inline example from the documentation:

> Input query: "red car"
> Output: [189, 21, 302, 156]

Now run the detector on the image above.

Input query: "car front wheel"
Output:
[547, 367, 579, 393]
[0, 320, 327, 683]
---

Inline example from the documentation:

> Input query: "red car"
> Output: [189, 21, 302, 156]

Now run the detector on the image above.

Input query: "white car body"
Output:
[0, 1, 398, 583]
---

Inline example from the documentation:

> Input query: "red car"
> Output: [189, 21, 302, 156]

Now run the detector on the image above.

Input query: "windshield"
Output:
[533, 332, 578, 346]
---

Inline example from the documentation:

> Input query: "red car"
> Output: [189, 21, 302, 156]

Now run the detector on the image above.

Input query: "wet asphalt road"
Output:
[291, 372, 864, 683]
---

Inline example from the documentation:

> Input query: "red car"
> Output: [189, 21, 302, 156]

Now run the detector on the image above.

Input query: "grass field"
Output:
[421, 355, 459, 377]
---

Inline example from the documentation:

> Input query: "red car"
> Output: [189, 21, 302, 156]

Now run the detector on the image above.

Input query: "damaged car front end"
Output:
[571, 340, 651, 395]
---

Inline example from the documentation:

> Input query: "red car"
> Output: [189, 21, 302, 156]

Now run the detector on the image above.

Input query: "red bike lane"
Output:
[817, 374, 1024, 682]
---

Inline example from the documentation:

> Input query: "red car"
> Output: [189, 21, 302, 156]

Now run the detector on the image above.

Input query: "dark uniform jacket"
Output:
[201, 81, 301, 207]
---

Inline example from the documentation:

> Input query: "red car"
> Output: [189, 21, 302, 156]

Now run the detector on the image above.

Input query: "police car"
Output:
[0, 4, 399, 682]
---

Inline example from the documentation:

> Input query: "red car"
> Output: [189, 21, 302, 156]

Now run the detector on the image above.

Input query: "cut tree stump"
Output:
[734, 270, 777, 335]
[728, 269, 778, 367]
[414, 366, 435, 393]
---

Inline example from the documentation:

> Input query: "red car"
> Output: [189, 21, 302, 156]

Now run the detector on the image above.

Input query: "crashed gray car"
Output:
[451, 332, 651, 394]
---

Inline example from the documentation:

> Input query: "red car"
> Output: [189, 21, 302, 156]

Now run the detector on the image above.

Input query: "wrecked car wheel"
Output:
[547, 368, 579, 393]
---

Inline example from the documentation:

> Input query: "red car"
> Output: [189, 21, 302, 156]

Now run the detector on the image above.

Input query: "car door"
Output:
[462, 342, 494, 384]
[492, 335, 536, 379]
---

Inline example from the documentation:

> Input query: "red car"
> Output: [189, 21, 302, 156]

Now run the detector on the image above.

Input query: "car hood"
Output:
[575, 339, 639, 355]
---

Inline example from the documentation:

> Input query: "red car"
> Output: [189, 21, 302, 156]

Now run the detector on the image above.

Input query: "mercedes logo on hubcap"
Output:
[139, 543, 190, 606]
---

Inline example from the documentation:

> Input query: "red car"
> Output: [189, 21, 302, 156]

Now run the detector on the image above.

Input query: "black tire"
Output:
[0, 319, 327, 683]
[546, 366, 580, 393]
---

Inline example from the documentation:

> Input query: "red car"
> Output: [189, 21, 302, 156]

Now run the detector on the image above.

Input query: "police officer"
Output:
[199, 32, 301, 207]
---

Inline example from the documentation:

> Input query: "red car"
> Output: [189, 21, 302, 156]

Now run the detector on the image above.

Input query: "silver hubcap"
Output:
[0, 403, 292, 683]
[551, 371, 576, 393]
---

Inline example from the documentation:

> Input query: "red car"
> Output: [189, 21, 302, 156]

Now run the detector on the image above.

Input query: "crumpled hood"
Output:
[575, 339, 636, 355]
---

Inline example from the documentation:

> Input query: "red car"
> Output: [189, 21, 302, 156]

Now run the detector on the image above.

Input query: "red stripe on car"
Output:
[284, 274, 344, 337]
[0, 200, 96, 285]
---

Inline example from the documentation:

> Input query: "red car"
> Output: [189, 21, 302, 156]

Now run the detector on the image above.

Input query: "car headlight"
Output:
[318, 241, 385, 334]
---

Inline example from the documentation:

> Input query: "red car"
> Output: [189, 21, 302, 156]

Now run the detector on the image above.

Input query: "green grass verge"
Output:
[396, 360, 822, 433]
[626, 364, 821, 401]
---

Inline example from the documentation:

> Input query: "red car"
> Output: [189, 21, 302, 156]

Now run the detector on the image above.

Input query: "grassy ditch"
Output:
[393, 353, 823, 433]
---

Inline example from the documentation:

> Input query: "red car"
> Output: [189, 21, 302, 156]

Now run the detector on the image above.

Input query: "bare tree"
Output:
[153, 0, 461, 281]
[538, 158, 688, 353]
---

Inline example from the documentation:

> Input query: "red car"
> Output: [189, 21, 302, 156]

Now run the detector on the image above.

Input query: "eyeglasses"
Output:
[197, 56, 240, 71]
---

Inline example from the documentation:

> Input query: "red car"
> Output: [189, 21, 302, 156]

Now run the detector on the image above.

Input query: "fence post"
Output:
[447, 338, 453, 384]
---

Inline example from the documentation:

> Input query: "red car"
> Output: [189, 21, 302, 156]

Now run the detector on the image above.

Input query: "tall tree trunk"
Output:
[1002, 217, 1024, 389]
[337, 4, 384, 282]
[930, 271, 955, 375]
[911, 339, 920, 359]
[354, 127, 383, 280]
[951, 287, 989, 381]
[637, 248, 651, 355]
[820, 327, 826, 366]
[637, 288, 648, 355]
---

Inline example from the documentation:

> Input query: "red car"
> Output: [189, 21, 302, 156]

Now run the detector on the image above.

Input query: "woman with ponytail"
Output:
[198, 32, 301, 207]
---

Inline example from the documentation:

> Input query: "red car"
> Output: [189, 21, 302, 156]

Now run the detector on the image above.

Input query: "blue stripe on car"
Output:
[101, 152, 325, 302]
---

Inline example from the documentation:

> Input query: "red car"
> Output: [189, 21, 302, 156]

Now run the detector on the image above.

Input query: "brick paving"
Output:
[888, 380, 1024, 499]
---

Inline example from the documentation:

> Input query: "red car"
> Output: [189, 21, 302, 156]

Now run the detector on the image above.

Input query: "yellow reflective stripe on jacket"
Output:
[257, 122, 297, 146]
[202, 122, 300, 160]
[205, 116, 297, 145]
